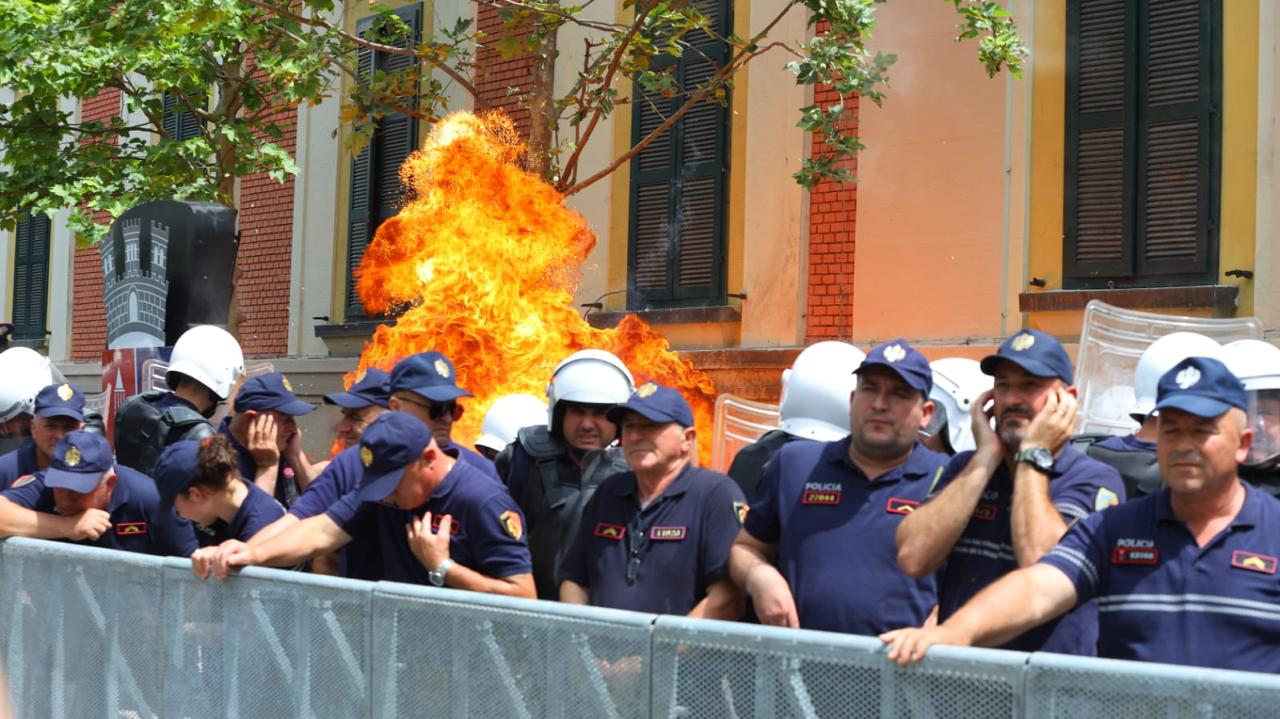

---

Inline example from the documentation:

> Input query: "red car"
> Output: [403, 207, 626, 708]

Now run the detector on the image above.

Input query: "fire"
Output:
[349, 111, 718, 462]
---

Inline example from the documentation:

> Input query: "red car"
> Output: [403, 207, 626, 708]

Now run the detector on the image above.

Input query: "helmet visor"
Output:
[1244, 389, 1280, 469]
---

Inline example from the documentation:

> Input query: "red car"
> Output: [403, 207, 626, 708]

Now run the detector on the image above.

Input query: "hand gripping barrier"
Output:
[2, 537, 1280, 718]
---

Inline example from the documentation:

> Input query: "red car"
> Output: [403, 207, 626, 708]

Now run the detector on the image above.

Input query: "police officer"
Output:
[1222, 339, 1280, 496]
[0, 348, 64, 454]
[895, 329, 1126, 655]
[920, 357, 992, 456]
[192, 412, 535, 598]
[0, 382, 86, 488]
[498, 349, 633, 599]
[0, 431, 196, 556]
[155, 437, 285, 546]
[220, 372, 318, 507]
[475, 393, 546, 461]
[729, 340, 949, 634]
[1073, 332, 1221, 498]
[114, 325, 245, 475]
[560, 382, 746, 619]
[323, 367, 390, 451]
[727, 341, 863, 500]
[884, 356, 1280, 673]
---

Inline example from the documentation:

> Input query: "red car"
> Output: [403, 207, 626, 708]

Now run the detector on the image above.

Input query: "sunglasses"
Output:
[395, 394, 457, 420]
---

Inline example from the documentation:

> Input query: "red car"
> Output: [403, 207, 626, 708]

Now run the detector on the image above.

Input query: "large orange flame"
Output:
[350, 111, 718, 463]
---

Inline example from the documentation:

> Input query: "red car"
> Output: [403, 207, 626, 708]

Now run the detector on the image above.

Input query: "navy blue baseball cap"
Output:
[606, 382, 695, 428]
[355, 412, 433, 502]
[324, 368, 391, 409]
[153, 440, 202, 510]
[389, 351, 473, 403]
[980, 329, 1074, 385]
[855, 339, 933, 395]
[1154, 356, 1247, 419]
[44, 431, 114, 493]
[34, 383, 85, 422]
[234, 373, 316, 415]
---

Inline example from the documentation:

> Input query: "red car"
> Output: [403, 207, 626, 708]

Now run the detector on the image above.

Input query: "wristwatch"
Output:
[1014, 446, 1055, 475]
[428, 558, 455, 587]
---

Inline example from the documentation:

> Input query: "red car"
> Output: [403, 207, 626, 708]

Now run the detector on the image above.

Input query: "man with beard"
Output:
[895, 329, 1125, 655]
[728, 340, 949, 635]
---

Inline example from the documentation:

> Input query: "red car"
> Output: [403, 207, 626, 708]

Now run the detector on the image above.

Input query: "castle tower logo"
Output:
[101, 215, 170, 349]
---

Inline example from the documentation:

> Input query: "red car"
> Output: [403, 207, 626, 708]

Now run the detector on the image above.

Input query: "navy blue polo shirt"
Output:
[288, 446, 383, 580]
[194, 479, 286, 547]
[325, 452, 531, 585]
[561, 463, 746, 615]
[1, 465, 198, 557]
[1042, 483, 1280, 672]
[0, 443, 39, 489]
[935, 446, 1126, 654]
[1093, 434, 1156, 454]
[744, 438, 948, 635]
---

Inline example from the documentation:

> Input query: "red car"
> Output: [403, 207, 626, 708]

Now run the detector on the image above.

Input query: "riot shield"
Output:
[710, 394, 780, 474]
[1074, 300, 1262, 435]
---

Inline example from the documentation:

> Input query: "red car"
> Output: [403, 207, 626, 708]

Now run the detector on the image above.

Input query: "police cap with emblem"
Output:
[390, 351, 473, 403]
[606, 382, 695, 428]
[234, 373, 316, 416]
[324, 368, 391, 409]
[980, 329, 1074, 384]
[153, 440, 202, 510]
[44, 431, 114, 493]
[355, 412, 434, 502]
[1154, 356, 1246, 419]
[34, 382, 86, 422]
[855, 339, 933, 395]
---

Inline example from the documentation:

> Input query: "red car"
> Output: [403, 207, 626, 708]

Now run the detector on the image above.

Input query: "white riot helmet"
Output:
[925, 357, 993, 454]
[1222, 339, 1280, 470]
[476, 394, 548, 454]
[1130, 332, 1222, 420]
[546, 349, 635, 435]
[166, 325, 245, 400]
[779, 341, 865, 441]
[0, 347, 64, 423]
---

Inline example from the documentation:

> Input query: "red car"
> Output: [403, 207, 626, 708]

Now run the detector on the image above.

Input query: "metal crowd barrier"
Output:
[1, 537, 1278, 718]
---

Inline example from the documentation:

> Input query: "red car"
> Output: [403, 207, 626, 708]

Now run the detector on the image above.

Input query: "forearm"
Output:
[687, 578, 744, 621]
[287, 453, 318, 491]
[942, 564, 1078, 648]
[251, 516, 349, 567]
[896, 452, 1000, 577]
[0, 499, 75, 540]
[1010, 465, 1069, 567]
[727, 532, 774, 589]
[443, 566, 536, 598]
[247, 513, 299, 546]
[253, 464, 279, 497]
[560, 579, 589, 604]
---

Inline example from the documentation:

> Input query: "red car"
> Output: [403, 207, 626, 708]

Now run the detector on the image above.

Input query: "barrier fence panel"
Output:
[161, 561, 373, 719]
[370, 583, 655, 719]
[1023, 652, 1280, 719]
[0, 539, 166, 719]
[649, 617, 1026, 719]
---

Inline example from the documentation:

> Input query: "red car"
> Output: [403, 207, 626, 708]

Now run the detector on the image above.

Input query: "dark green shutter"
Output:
[1064, 0, 1219, 289]
[627, 0, 730, 308]
[346, 4, 422, 318]
[162, 91, 203, 142]
[12, 211, 50, 341]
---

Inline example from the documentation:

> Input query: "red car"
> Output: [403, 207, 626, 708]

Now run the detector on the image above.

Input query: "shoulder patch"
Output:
[499, 510, 523, 541]
[1094, 487, 1120, 512]
[10, 474, 36, 489]
[733, 501, 749, 526]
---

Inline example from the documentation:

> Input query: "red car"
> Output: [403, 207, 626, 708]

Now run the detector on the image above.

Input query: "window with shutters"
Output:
[1064, 0, 1221, 289]
[12, 211, 50, 341]
[346, 4, 422, 318]
[161, 91, 203, 142]
[627, 0, 731, 309]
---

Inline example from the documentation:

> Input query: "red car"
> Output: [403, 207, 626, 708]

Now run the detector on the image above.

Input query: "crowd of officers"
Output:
[0, 324, 1278, 676]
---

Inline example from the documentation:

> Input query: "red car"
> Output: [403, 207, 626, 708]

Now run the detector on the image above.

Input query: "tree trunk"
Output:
[524, 25, 559, 179]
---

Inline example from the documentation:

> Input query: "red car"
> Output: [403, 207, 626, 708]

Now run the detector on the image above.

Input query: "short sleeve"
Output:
[1, 474, 47, 510]
[698, 477, 747, 587]
[1050, 461, 1127, 523]
[1038, 510, 1107, 601]
[464, 490, 533, 579]
[742, 453, 784, 543]
[290, 460, 349, 519]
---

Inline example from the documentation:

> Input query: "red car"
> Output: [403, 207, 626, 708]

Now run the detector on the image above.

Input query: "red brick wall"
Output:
[474, 2, 534, 139]
[804, 44, 858, 344]
[69, 89, 120, 361]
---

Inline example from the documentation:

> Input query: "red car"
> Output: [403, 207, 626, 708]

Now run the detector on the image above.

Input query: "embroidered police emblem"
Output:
[434, 359, 450, 378]
[282, 375, 294, 392]
[637, 382, 658, 398]
[733, 501, 749, 526]
[10, 474, 35, 489]
[64, 446, 82, 468]
[1175, 366, 1201, 389]
[1094, 487, 1119, 511]
[360, 446, 374, 468]
[1011, 333, 1035, 352]
[57, 384, 74, 401]
[883, 344, 907, 363]
[499, 510, 523, 540]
